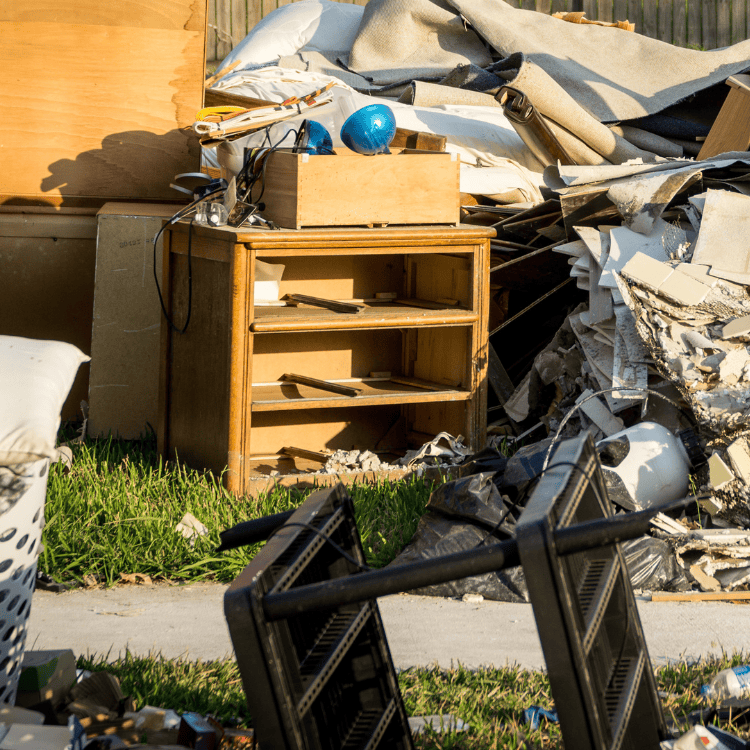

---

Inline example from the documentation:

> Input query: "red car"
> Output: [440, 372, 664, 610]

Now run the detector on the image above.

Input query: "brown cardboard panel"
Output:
[88, 203, 184, 439]
[0, 213, 98, 421]
[0, 1, 207, 206]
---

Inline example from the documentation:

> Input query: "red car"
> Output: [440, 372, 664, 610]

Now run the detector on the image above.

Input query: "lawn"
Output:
[78, 651, 750, 748]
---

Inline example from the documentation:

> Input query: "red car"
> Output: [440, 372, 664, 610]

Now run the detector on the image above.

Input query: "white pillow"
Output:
[0, 336, 89, 465]
[216, 0, 364, 73]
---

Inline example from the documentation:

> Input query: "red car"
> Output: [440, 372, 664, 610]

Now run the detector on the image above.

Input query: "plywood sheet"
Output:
[0, 1, 207, 206]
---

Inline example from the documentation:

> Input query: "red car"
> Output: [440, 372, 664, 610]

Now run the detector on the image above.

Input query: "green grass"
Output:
[41, 433, 435, 586]
[76, 652, 750, 748]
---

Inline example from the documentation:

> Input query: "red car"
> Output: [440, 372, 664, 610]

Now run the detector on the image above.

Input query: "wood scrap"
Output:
[283, 294, 364, 314]
[281, 374, 361, 397]
[279, 447, 330, 463]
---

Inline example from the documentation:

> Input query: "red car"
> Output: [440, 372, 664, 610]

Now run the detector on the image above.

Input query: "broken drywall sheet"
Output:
[575, 389, 624, 436]
[606, 168, 702, 236]
[692, 190, 750, 285]
[601, 219, 677, 288]
[574, 226, 607, 267]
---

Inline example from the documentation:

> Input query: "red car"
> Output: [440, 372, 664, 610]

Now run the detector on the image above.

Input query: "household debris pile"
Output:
[192, 0, 750, 603]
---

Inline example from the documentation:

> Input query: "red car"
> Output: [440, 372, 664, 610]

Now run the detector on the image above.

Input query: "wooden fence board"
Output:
[658, 0, 673, 43]
[732, 0, 746, 44]
[217, 0, 232, 59]
[717, 0, 731, 46]
[703, 0, 717, 49]
[598, 0, 613, 23]
[231, 0, 247, 47]
[613, 0, 628, 24]
[673, 0, 687, 46]
[207, 0, 217, 62]
[688, 0, 703, 47]
[643, 0, 658, 38]
[206, 0, 750, 61]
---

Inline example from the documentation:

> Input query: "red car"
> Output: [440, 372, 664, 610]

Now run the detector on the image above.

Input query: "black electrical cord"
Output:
[152, 187, 225, 333]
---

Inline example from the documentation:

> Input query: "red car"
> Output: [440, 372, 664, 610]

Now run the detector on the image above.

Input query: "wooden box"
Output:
[158, 223, 493, 494]
[0, 209, 97, 420]
[0, 1, 207, 208]
[260, 151, 461, 229]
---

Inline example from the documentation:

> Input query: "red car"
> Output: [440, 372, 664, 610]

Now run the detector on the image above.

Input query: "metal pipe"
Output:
[217, 509, 295, 551]
[262, 501, 690, 620]
[263, 538, 520, 620]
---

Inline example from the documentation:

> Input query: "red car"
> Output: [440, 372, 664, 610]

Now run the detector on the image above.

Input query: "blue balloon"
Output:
[341, 104, 397, 155]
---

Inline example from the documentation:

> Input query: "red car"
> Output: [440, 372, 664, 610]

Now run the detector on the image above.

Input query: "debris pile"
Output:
[3, 649, 255, 748]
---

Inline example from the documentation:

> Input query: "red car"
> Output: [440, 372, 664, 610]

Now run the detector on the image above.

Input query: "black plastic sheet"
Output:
[622, 535, 689, 591]
[388, 471, 528, 602]
[389, 514, 528, 602]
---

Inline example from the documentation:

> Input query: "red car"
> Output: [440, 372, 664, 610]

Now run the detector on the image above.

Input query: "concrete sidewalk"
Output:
[26, 583, 750, 669]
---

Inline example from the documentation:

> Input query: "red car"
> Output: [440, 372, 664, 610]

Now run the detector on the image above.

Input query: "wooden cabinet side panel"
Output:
[166, 251, 232, 476]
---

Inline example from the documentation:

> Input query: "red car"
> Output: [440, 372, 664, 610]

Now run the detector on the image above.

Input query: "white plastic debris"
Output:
[408, 714, 469, 735]
[596, 422, 691, 511]
[176, 513, 209, 544]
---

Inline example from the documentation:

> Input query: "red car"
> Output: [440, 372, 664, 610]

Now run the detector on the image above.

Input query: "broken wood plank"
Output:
[281, 374, 361, 396]
[390, 128, 447, 152]
[283, 294, 364, 314]
[651, 591, 750, 603]
[279, 446, 330, 463]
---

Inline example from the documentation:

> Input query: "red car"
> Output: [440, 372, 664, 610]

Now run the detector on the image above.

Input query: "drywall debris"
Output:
[709, 452, 735, 490]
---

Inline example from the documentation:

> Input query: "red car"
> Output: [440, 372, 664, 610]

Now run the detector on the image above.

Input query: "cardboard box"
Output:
[260, 150, 460, 229]
[88, 204, 183, 439]
[0, 1, 206, 207]
[0, 209, 97, 421]
[15, 649, 76, 709]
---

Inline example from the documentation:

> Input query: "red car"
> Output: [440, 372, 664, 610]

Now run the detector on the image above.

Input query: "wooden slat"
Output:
[631, 0, 644, 31]
[598, 0, 614, 23]
[217, 0, 232, 59]
[207, 0, 217, 61]
[651, 591, 750, 603]
[717, 0, 731, 46]
[583, 0, 597, 20]
[732, 0, 746, 44]
[247, 0, 261, 30]
[613, 0, 628, 25]
[674, 0, 687, 46]
[550, 0, 567, 14]
[521, 0, 536, 10]
[231, 0, 247, 47]
[688, 0, 702, 48]
[535, 0, 552, 13]
[703, 0, 717, 48]
[658, 0, 673, 43]
[642, 0, 658, 38]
